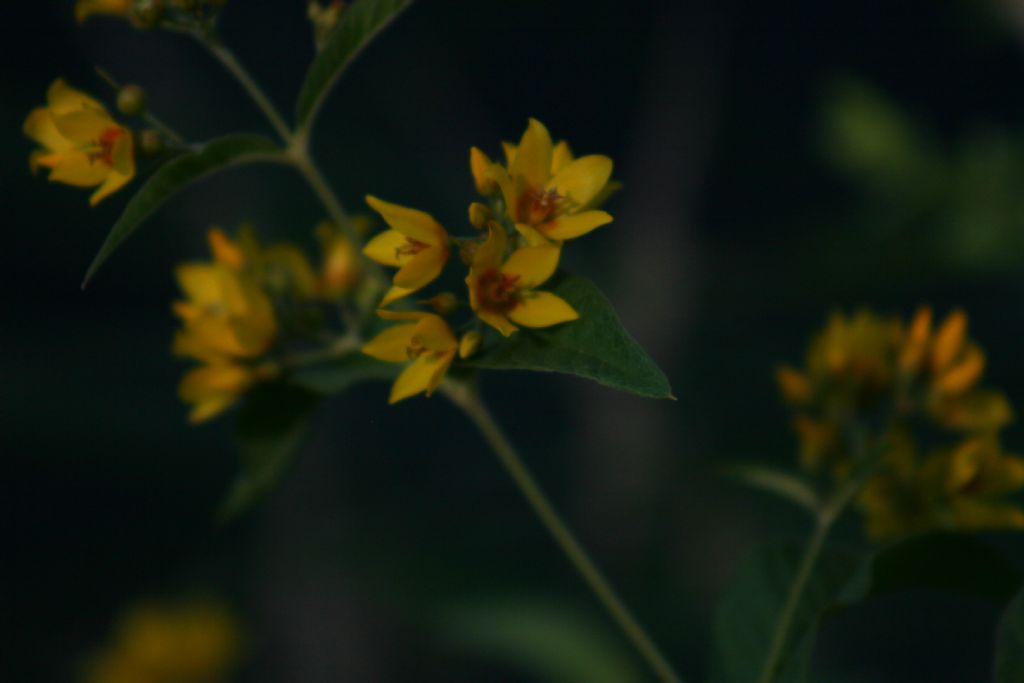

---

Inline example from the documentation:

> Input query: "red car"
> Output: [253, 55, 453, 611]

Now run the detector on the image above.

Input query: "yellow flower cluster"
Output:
[172, 225, 362, 423]
[361, 119, 615, 403]
[82, 601, 240, 683]
[24, 79, 135, 206]
[777, 308, 1024, 539]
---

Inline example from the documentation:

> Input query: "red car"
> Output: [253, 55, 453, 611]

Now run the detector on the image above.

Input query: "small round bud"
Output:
[468, 202, 492, 229]
[131, 0, 165, 28]
[139, 129, 165, 156]
[423, 292, 459, 316]
[459, 331, 482, 360]
[116, 84, 147, 117]
[459, 240, 479, 267]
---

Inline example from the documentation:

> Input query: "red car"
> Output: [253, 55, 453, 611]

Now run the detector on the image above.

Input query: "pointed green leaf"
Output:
[288, 350, 400, 395]
[218, 382, 318, 521]
[712, 534, 1020, 683]
[82, 135, 283, 286]
[295, 0, 412, 130]
[464, 273, 673, 399]
[995, 585, 1024, 682]
[723, 463, 820, 513]
[712, 544, 860, 683]
[438, 598, 647, 683]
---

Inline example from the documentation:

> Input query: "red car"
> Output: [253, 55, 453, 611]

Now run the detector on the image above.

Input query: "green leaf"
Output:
[218, 382, 318, 521]
[464, 273, 673, 399]
[437, 598, 647, 683]
[712, 534, 1020, 683]
[82, 135, 282, 286]
[295, 0, 412, 130]
[712, 544, 859, 683]
[723, 463, 820, 513]
[288, 350, 399, 395]
[995, 586, 1024, 682]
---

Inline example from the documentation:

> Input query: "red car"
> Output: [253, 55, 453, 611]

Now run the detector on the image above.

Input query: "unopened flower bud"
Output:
[468, 202, 492, 229]
[139, 129, 165, 156]
[423, 292, 458, 316]
[131, 0, 165, 28]
[459, 239, 479, 266]
[459, 331, 482, 359]
[116, 84, 146, 117]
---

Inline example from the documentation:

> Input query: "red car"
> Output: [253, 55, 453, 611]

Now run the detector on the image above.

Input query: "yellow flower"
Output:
[465, 225, 578, 337]
[859, 435, 1024, 539]
[361, 311, 457, 404]
[24, 79, 135, 206]
[75, 0, 131, 23]
[363, 195, 450, 306]
[172, 229, 278, 423]
[487, 119, 613, 244]
[315, 221, 362, 299]
[83, 601, 240, 683]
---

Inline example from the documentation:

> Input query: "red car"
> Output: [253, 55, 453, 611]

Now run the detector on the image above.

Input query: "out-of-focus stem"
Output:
[444, 381, 685, 683]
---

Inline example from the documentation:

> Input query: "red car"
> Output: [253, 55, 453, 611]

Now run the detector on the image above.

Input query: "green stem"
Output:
[194, 36, 387, 292]
[756, 468, 870, 683]
[199, 35, 293, 144]
[444, 382, 684, 683]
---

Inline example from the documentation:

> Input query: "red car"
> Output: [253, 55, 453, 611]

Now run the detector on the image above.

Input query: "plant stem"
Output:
[445, 382, 684, 683]
[756, 469, 869, 683]
[200, 35, 293, 144]
[194, 35, 387, 291]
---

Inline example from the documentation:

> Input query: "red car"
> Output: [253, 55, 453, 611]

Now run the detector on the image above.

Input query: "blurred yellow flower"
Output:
[361, 311, 457, 404]
[778, 306, 1023, 539]
[315, 221, 362, 299]
[83, 601, 240, 683]
[363, 195, 450, 306]
[75, 0, 132, 23]
[486, 119, 613, 244]
[859, 435, 1024, 539]
[24, 79, 135, 206]
[173, 229, 278, 423]
[466, 225, 577, 337]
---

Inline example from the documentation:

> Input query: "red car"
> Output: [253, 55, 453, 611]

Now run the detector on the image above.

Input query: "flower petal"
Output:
[393, 246, 447, 290]
[88, 166, 132, 206]
[510, 118, 553, 190]
[508, 291, 578, 329]
[473, 225, 507, 271]
[362, 323, 417, 362]
[478, 309, 518, 337]
[363, 229, 410, 267]
[550, 140, 574, 175]
[412, 314, 457, 352]
[52, 109, 113, 144]
[541, 210, 613, 241]
[501, 245, 560, 289]
[23, 108, 71, 151]
[47, 78, 107, 116]
[546, 154, 613, 209]
[47, 151, 109, 187]
[931, 309, 967, 372]
[389, 351, 454, 403]
[487, 163, 517, 217]
[514, 223, 551, 246]
[365, 195, 445, 245]
[470, 146, 495, 195]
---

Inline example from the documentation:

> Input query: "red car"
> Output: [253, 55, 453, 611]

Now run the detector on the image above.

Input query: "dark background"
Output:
[5, 1, 1024, 681]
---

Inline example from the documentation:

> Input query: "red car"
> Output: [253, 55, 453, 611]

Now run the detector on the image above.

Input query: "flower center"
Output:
[477, 268, 521, 312]
[395, 237, 430, 259]
[405, 334, 445, 361]
[89, 126, 124, 167]
[517, 187, 562, 225]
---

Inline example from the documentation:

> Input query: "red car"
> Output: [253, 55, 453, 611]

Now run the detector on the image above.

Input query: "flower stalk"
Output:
[444, 380, 683, 683]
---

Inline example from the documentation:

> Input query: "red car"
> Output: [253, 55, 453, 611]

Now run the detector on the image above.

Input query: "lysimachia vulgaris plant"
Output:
[24, 2, 1024, 682]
